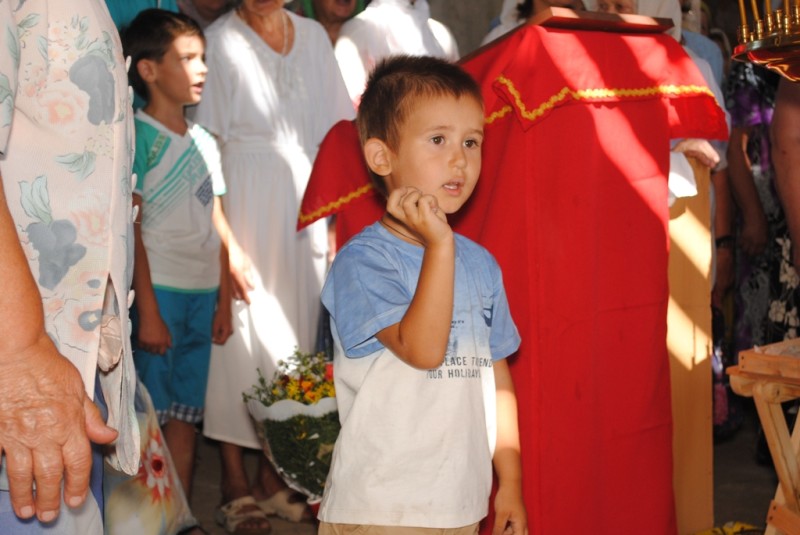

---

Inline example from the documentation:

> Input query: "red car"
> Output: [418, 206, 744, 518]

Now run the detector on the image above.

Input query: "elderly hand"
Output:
[0, 334, 117, 523]
[673, 138, 720, 169]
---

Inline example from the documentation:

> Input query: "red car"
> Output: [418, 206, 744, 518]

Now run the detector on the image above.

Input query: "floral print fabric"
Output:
[0, 0, 139, 473]
[104, 380, 196, 535]
[724, 61, 799, 347]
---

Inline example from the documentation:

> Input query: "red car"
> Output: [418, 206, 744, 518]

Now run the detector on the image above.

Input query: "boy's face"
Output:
[146, 34, 207, 107]
[596, 0, 636, 14]
[382, 95, 484, 215]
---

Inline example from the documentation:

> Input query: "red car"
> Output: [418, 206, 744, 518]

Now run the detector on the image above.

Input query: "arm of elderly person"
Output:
[771, 79, 800, 271]
[0, 174, 118, 523]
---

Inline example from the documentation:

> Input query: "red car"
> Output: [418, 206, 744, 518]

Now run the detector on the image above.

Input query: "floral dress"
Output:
[725, 61, 799, 349]
[0, 0, 138, 530]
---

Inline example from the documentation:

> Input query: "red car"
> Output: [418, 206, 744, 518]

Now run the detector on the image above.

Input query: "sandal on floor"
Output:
[256, 488, 314, 523]
[215, 495, 272, 535]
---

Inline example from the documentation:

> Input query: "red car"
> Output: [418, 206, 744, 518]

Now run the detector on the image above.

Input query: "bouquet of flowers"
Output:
[243, 349, 339, 503]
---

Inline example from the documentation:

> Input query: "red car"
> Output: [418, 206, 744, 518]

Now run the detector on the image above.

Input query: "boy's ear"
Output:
[136, 58, 158, 84]
[363, 138, 392, 177]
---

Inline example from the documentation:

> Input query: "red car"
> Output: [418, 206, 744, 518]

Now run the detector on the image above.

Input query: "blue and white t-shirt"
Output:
[133, 110, 226, 292]
[319, 222, 520, 528]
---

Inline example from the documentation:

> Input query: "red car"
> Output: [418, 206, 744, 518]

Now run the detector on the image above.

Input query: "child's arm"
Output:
[212, 228, 233, 345]
[132, 193, 172, 355]
[492, 358, 528, 535]
[374, 187, 454, 370]
[211, 196, 253, 303]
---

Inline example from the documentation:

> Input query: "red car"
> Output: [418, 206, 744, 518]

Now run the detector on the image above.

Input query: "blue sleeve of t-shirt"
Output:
[486, 253, 521, 361]
[322, 241, 414, 358]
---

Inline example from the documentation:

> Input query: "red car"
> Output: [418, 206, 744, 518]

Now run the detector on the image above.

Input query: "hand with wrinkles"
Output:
[0, 176, 117, 523]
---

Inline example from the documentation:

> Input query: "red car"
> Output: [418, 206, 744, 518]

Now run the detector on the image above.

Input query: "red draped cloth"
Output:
[300, 23, 727, 535]
[297, 119, 383, 245]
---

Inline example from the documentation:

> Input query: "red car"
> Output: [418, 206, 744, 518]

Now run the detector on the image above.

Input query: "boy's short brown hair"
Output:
[122, 9, 205, 102]
[356, 55, 483, 197]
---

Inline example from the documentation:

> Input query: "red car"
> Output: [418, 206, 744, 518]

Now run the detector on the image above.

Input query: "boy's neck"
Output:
[143, 100, 189, 136]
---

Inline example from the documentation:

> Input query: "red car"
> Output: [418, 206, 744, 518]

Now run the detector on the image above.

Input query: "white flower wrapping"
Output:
[246, 397, 339, 503]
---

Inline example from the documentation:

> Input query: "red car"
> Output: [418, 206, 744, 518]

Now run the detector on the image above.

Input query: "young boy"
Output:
[318, 55, 528, 535]
[123, 9, 234, 501]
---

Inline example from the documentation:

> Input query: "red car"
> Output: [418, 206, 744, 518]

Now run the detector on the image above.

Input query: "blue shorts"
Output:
[132, 288, 218, 425]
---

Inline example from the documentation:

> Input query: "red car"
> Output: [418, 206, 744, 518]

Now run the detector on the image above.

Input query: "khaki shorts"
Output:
[318, 522, 480, 535]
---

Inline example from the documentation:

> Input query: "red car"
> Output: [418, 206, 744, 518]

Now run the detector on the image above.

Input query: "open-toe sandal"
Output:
[256, 488, 315, 523]
[215, 495, 272, 535]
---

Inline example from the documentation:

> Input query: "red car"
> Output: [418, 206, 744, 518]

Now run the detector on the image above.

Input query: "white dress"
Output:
[334, 0, 460, 105]
[194, 9, 354, 448]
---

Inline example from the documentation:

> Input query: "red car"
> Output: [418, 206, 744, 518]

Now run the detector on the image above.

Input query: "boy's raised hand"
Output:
[385, 186, 451, 247]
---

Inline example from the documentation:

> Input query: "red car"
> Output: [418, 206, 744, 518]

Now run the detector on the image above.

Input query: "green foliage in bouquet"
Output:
[261, 412, 340, 499]
[243, 349, 339, 502]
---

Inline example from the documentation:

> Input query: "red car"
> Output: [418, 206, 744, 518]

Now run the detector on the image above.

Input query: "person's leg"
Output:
[166, 291, 216, 501]
[220, 442, 250, 501]
[251, 455, 287, 500]
[217, 441, 271, 533]
[163, 419, 198, 501]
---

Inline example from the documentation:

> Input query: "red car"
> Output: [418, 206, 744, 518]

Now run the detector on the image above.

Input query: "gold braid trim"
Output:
[485, 105, 513, 125]
[298, 183, 375, 225]
[491, 75, 717, 124]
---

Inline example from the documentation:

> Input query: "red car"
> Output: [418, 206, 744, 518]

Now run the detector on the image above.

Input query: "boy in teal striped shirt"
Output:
[123, 8, 237, 501]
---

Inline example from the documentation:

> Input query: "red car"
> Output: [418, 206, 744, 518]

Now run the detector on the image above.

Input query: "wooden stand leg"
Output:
[754, 382, 800, 534]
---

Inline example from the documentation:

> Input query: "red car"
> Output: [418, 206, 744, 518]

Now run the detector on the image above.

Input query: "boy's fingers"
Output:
[399, 190, 422, 217]
[419, 195, 441, 216]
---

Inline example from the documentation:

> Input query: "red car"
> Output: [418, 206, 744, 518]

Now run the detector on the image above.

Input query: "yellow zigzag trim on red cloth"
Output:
[485, 105, 513, 124]
[298, 183, 374, 224]
[486, 75, 717, 125]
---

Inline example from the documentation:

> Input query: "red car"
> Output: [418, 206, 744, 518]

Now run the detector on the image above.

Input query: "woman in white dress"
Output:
[333, 0, 460, 106]
[193, 0, 354, 532]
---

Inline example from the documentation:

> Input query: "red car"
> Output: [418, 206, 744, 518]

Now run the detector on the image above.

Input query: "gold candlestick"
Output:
[735, 0, 800, 80]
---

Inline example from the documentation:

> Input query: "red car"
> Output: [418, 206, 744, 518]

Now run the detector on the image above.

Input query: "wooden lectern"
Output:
[729, 338, 800, 534]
